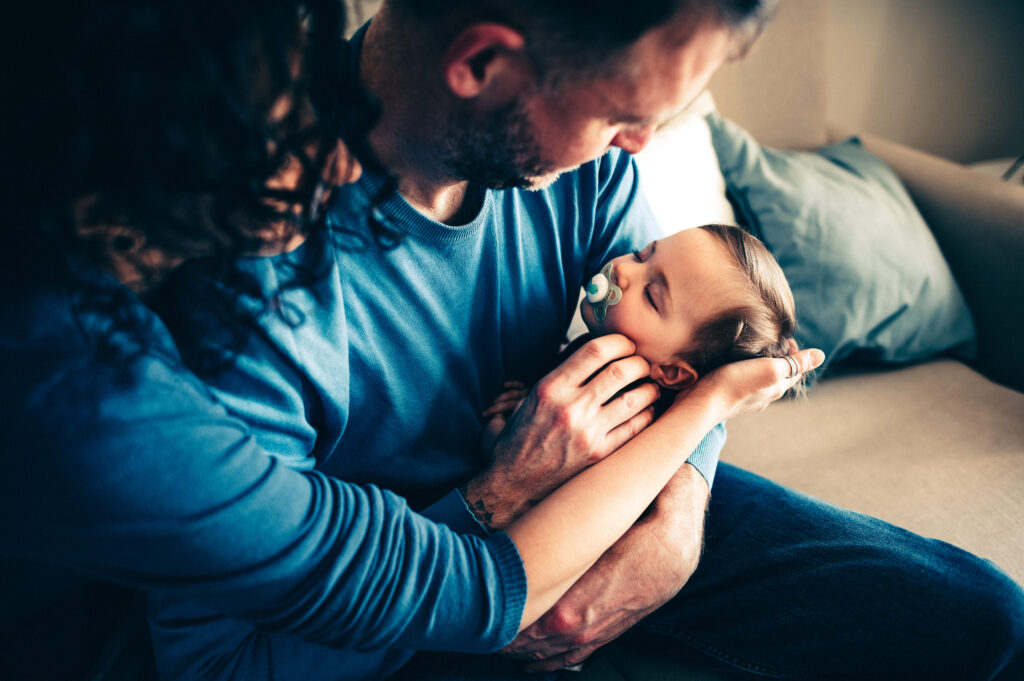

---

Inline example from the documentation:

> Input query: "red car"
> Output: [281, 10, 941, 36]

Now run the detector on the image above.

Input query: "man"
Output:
[154, 0, 1023, 679]
[358, 0, 743, 666]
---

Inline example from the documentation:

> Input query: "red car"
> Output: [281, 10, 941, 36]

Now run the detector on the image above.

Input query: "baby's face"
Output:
[581, 227, 749, 366]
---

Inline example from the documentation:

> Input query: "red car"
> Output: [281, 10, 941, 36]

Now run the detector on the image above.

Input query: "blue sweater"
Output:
[151, 147, 725, 679]
[0, 253, 526, 681]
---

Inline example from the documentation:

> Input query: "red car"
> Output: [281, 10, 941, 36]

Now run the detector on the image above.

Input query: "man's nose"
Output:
[611, 125, 655, 155]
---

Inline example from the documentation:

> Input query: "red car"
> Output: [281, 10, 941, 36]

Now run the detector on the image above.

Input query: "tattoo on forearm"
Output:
[459, 484, 497, 533]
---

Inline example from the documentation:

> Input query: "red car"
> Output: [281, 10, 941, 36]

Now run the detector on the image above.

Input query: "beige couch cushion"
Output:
[724, 359, 1024, 583]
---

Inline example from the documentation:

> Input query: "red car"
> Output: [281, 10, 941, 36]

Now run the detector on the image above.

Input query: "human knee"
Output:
[980, 563, 1024, 650]
[947, 554, 1024, 676]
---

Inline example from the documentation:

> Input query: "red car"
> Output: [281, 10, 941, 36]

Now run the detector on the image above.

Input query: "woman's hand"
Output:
[681, 347, 825, 422]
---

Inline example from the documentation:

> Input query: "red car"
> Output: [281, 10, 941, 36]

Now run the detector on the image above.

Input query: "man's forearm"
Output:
[461, 468, 538, 532]
[646, 462, 710, 577]
[463, 436, 713, 537]
[500, 462, 711, 669]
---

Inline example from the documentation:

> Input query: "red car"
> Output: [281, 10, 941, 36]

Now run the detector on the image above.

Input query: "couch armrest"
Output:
[833, 131, 1024, 391]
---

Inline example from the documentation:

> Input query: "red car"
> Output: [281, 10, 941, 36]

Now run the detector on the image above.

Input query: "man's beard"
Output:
[439, 97, 560, 190]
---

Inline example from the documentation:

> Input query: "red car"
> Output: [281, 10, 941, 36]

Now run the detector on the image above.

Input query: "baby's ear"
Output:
[650, 360, 698, 390]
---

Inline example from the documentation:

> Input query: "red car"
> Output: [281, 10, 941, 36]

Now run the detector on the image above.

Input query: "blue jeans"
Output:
[390, 464, 1024, 681]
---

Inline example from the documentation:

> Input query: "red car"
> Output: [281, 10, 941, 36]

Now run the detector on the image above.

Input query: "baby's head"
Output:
[581, 224, 796, 390]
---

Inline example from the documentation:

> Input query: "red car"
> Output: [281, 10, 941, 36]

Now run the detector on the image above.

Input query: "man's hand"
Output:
[502, 464, 709, 671]
[463, 335, 660, 530]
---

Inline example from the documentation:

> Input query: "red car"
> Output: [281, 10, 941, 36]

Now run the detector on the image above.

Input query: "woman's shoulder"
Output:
[0, 255, 219, 431]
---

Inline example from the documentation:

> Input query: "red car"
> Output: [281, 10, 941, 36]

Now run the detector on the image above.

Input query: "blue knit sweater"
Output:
[150, 147, 724, 679]
[0, 252, 526, 681]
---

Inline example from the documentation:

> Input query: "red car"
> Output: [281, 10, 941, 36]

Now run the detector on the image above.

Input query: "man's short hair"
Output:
[389, 0, 777, 85]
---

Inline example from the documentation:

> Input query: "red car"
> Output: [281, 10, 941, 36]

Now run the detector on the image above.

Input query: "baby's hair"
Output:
[680, 224, 805, 392]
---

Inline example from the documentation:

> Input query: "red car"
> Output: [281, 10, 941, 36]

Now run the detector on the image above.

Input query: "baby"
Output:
[484, 223, 799, 439]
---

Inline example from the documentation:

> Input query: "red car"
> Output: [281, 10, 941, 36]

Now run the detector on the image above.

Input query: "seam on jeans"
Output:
[638, 620, 813, 680]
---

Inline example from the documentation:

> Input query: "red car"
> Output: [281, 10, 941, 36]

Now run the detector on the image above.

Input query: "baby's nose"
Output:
[612, 262, 631, 290]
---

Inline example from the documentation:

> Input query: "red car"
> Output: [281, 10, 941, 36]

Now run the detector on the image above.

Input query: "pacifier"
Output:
[585, 261, 622, 322]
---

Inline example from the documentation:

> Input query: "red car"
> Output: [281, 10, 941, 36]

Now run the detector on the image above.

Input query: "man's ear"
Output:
[442, 23, 526, 99]
[650, 360, 699, 390]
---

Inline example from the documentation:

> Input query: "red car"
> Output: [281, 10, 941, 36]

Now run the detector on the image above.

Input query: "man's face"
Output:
[442, 15, 735, 190]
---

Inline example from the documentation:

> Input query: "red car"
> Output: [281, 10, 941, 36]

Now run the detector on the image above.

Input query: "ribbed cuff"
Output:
[686, 422, 726, 488]
[484, 531, 528, 649]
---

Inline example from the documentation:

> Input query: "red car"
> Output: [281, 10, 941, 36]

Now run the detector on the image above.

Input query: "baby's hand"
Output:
[481, 381, 529, 459]
[483, 380, 528, 421]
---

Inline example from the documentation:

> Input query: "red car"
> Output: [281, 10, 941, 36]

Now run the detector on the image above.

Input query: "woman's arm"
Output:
[1, 342, 522, 654]
[136, 335, 817, 681]
[507, 344, 823, 629]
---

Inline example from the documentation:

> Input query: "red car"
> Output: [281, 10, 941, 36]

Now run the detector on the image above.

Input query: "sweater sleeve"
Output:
[147, 503, 525, 681]
[687, 422, 725, 488]
[0, 346, 525, 654]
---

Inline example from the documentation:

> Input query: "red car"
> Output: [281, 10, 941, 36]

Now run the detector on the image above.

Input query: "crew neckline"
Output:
[358, 173, 494, 244]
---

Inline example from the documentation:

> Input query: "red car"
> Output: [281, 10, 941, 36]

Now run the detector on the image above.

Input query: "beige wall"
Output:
[826, 0, 1024, 163]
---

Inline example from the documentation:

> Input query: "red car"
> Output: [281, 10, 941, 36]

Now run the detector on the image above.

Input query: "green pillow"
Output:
[707, 112, 975, 372]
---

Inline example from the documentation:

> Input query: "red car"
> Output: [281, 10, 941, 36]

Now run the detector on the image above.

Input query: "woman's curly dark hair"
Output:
[3, 0, 394, 372]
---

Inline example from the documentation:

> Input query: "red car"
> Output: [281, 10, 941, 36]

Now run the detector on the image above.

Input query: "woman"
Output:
[0, 1, 817, 679]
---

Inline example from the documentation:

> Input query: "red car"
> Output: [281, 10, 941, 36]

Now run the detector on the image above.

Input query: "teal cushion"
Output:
[707, 112, 975, 372]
